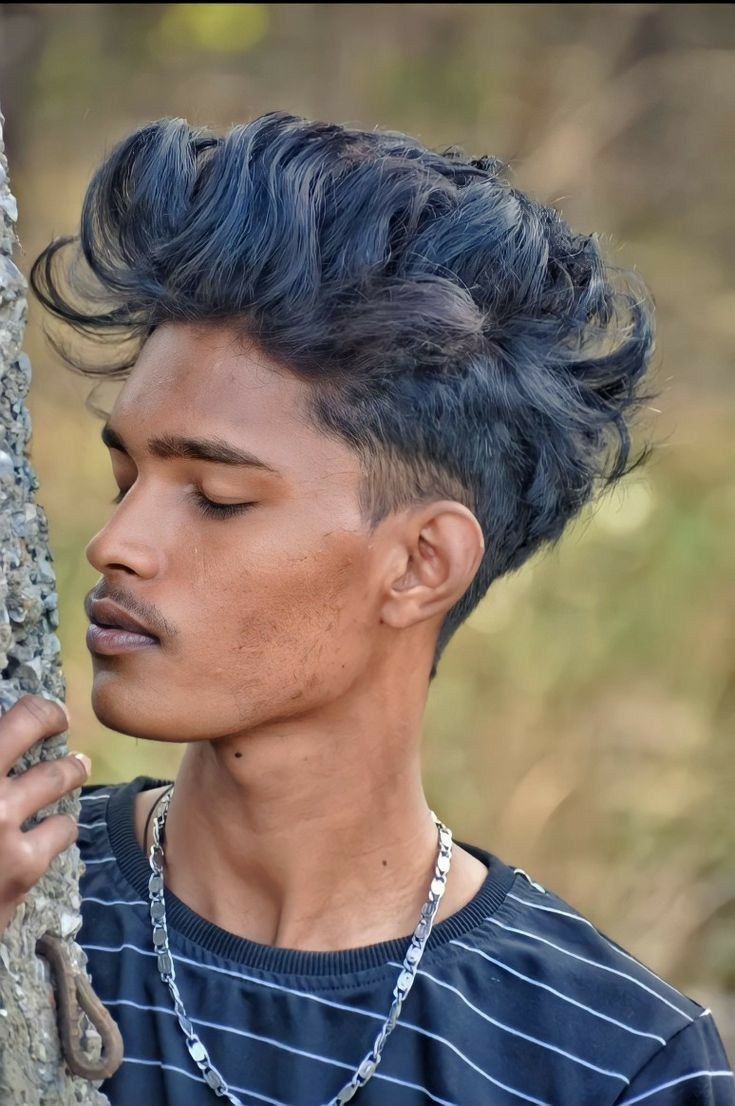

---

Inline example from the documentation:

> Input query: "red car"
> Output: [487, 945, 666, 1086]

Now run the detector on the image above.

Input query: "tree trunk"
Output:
[0, 103, 112, 1106]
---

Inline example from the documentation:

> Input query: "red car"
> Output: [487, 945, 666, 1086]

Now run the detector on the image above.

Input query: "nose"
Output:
[84, 487, 165, 581]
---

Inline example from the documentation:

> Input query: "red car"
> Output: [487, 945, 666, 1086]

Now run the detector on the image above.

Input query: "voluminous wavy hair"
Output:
[30, 111, 660, 680]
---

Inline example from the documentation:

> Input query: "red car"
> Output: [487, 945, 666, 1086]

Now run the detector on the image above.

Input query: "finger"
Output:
[5, 753, 90, 827]
[4, 813, 79, 900]
[0, 695, 70, 777]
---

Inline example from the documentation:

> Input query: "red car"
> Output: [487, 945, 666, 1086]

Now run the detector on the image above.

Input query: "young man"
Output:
[18, 112, 734, 1103]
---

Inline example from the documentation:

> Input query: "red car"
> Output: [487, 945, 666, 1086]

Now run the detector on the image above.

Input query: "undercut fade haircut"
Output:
[30, 111, 661, 680]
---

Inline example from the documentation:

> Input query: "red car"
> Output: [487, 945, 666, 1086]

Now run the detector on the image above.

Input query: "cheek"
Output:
[181, 509, 375, 676]
[249, 539, 373, 659]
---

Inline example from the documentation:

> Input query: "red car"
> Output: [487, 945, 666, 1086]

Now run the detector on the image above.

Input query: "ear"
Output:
[381, 501, 485, 631]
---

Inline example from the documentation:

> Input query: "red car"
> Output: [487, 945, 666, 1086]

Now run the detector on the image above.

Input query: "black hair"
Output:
[29, 111, 660, 680]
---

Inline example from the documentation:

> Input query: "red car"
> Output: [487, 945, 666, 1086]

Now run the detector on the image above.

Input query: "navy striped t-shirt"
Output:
[77, 776, 734, 1105]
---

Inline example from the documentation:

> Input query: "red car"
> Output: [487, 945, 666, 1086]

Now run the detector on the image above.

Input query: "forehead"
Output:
[109, 322, 358, 486]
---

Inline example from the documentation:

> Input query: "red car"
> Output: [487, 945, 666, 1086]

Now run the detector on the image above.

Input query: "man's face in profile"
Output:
[84, 321, 382, 746]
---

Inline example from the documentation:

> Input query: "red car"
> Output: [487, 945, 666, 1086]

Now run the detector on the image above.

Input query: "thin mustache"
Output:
[84, 588, 170, 639]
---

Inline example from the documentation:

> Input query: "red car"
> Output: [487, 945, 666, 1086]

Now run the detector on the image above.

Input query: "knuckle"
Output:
[15, 835, 34, 867]
[3, 872, 26, 898]
[44, 759, 66, 790]
[18, 695, 59, 729]
[48, 816, 78, 861]
[5, 841, 36, 894]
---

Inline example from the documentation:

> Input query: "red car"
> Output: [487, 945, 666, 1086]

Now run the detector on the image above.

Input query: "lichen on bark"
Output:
[0, 103, 110, 1106]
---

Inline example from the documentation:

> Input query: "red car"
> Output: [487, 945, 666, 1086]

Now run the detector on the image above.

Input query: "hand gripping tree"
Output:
[0, 104, 122, 1105]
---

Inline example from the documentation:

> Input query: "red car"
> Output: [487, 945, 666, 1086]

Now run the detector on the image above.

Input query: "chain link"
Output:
[148, 787, 453, 1105]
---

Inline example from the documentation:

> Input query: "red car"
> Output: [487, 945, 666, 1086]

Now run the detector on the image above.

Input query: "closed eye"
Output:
[110, 487, 255, 520]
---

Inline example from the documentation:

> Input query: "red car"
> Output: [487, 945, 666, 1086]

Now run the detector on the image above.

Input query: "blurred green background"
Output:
[1, 1, 733, 1056]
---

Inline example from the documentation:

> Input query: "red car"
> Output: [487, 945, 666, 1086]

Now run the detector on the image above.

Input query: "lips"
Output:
[88, 597, 159, 639]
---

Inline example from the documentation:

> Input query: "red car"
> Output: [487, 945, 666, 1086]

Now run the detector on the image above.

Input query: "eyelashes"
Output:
[188, 491, 255, 519]
[109, 488, 255, 520]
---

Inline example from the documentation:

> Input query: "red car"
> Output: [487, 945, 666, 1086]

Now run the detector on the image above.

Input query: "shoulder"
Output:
[78, 781, 120, 824]
[494, 870, 708, 1026]
[76, 781, 124, 860]
[472, 868, 734, 1093]
[78, 776, 166, 815]
[75, 777, 169, 929]
[76, 776, 164, 855]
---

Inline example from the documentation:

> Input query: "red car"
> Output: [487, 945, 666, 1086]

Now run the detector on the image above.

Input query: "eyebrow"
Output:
[100, 422, 281, 475]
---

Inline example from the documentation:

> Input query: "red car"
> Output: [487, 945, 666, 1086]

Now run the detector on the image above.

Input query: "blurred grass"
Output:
[2, 0, 733, 1058]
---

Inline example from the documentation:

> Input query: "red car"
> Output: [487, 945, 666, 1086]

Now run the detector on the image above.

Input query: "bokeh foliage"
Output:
[1, 1, 733, 1058]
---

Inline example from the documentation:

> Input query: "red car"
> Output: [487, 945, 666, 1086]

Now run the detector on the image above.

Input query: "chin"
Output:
[89, 675, 183, 742]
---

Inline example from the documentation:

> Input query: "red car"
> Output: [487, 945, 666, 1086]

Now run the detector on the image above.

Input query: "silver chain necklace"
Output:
[147, 785, 454, 1105]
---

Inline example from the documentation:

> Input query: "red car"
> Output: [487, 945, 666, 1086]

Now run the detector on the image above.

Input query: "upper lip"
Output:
[88, 598, 159, 638]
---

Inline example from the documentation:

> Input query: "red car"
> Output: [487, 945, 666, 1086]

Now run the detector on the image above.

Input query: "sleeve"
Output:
[614, 1012, 735, 1105]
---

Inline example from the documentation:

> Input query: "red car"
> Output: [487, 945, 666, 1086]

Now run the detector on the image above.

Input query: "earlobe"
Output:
[381, 502, 484, 631]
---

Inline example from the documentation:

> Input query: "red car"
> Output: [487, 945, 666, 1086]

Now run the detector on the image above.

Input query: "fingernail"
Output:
[71, 752, 91, 777]
[62, 703, 72, 726]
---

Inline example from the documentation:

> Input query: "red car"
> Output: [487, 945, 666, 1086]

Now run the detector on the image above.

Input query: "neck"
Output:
[153, 669, 487, 951]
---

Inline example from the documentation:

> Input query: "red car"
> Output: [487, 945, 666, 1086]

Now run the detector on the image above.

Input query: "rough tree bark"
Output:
[0, 104, 111, 1105]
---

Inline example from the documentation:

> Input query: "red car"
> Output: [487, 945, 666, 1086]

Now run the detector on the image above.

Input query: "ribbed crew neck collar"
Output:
[107, 774, 516, 976]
